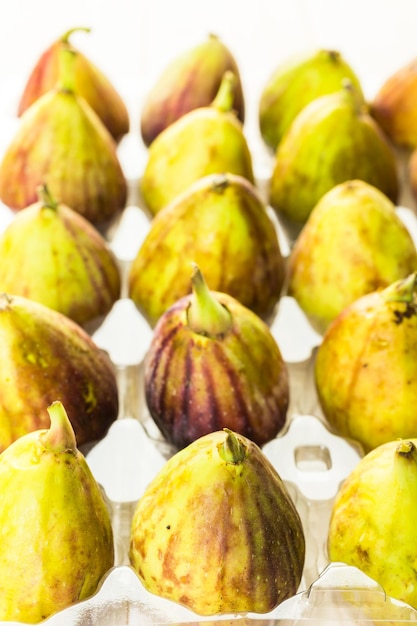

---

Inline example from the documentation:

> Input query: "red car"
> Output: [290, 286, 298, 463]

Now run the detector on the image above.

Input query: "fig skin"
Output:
[328, 438, 417, 609]
[129, 173, 285, 328]
[144, 282, 289, 449]
[0, 293, 118, 452]
[0, 401, 114, 622]
[129, 429, 305, 615]
[18, 26, 130, 143]
[140, 33, 245, 147]
[315, 274, 417, 452]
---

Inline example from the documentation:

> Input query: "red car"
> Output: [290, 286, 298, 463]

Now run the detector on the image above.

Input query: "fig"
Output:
[18, 26, 129, 143]
[129, 173, 285, 327]
[315, 273, 417, 452]
[327, 438, 417, 610]
[139, 71, 254, 216]
[287, 179, 417, 335]
[370, 56, 417, 149]
[0, 47, 127, 230]
[144, 264, 289, 449]
[0, 185, 121, 331]
[269, 80, 399, 230]
[0, 400, 114, 622]
[259, 48, 364, 151]
[140, 33, 244, 147]
[129, 428, 305, 615]
[0, 293, 118, 452]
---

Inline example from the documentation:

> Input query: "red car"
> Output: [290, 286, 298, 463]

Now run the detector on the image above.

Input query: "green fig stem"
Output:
[382, 273, 417, 304]
[396, 440, 416, 457]
[60, 26, 91, 45]
[37, 184, 58, 211]
[187, 264, 232, 337]
[211, 70, 236, 113]
[219, 429, 247, 464]
[57, 46, 77, 93]
[41, 401, 77, 454]
[341, 77, 365, 114]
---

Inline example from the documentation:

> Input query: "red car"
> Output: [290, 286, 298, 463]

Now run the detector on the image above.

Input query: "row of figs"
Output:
[1, 24, 417, 622]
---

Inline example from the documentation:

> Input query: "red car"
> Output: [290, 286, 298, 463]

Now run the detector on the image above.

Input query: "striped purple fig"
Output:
[144, 264, 289, 449]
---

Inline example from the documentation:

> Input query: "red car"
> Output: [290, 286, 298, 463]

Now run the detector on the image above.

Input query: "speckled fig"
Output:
[129, 428, 305, 615]
[328, 438, 417, 609]
[0, 293, 118, 452]
[140, 33, 244, 146]
[315, 273, 417, 452]
[144, 264, 289, 449]
[0, 401, 114, 622]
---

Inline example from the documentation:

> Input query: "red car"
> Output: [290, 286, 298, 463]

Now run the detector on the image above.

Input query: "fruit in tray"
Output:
[140, 33, 245, 147]
[0, 401, 114, 622]
[0, 47, 127, 230]
[259, 48, 364, 152]
[129, 428, 305, 615]
[315, 273, 417, 452]
[17, 26, 130, 143]
[0, 184, 121, 331]
[144, 264, 289, 449]
[129, 173, 285, 327]
[327, 437, 417, 610]
[0, 293, 118, 452]
[269, 80, 399, 230]
[287, 179, 417, 335]
[140, 71, 254, 216]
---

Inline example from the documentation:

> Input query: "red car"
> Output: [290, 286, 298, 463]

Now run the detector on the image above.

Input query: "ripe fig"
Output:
[287, 179, 417, 335]
[0, 185, 121, 331]
[0, 401, 114, 622]
[328, 438, 417, 610]
[129, 173, 285, 327]
[140, 71, 254, 216]
[18, 26, 130, 143]
[129, 428, 305, 615]
[0, 47, 127, 230]
[269, 80, 399, 230]
[140, 33, 244, 146]
[144, 264, 289, 449]
[0, 293, 118, 452]
[315, 273, 417, 452]
[259, 48, 364, 151]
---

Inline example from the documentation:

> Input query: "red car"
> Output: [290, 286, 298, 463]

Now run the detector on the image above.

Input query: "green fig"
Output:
[287, 180, 417, 335]
[259, 48, 364, 151]
[327, 438, 417, 609]
[0, 293, 118, 451]
[18, 26, 130, 143]
[269, 80, 399, 231]
[129, 173, 285, 327]
[0, 400, 114, 622]
[0, 47, 127, 230]
[315, 273, 417, 452]
[139, 71, 254, 216]
[140, 33, 244, 146]
[0, 184, 121, 331]
[144, 264, 289, 449]
[129, 428, 305, 615]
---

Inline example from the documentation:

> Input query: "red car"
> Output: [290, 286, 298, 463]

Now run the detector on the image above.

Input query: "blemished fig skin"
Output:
[269, 81, 399, 227]
[140, 32, 245, 147]
[0, 293, 119, 452]
[144, 266, 289, 449]
[327, 438, 417, 610]
[0, 185, 121, 329]
[259, 48, 364, 151]
[315, 274, 417, 453]
[0, 401, 114, 622]
[18, 26, 130, 143]
[139, 71, 254, 216]
[129, 173, 285, 328]
[129, 429, 305, 615]
[0, 47, 127, 229]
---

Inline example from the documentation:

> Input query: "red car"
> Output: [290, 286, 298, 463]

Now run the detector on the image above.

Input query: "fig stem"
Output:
[187, 264, 232, 336]
[341, 77, 365, 114]
[383, 273, 417, 304]
[57, 46, 77, 93]
[397, 440, 416, 457]
[37, 184, 58, 211]
[211, 70, 236, 113]
[219, 429, 246, 464]
[60, 26, 91, 44]
[42, 401, 77, 454]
